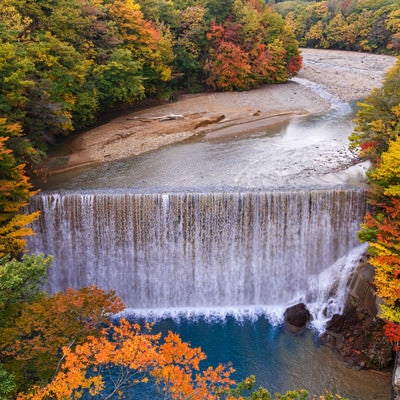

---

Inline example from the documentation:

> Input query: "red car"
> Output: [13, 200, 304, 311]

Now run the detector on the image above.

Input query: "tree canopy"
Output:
[270, 0, 400, 54]
[0, 0, 301, 172]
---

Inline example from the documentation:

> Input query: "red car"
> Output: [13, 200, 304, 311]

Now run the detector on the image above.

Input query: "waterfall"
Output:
[27, 188, 366, 324]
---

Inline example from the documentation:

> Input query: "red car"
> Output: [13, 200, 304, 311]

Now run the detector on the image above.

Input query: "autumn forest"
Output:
[1, 0, 400, 398]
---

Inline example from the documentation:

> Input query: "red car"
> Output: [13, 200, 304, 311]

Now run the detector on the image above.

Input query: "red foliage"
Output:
[382, 198, 400, 219]
[205, 41, 252, 90]
[384, 322, 400, 350]
[286, 55, 303, 77]
[360, 140, 379, 157]
[341, 0, 353, 12]
[248, 43, 277, 83]
[223, 21, 243, 44]
[206, 21, 225, 45]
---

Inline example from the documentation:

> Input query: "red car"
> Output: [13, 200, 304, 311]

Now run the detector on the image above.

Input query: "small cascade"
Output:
[28, 189, 367, 325]
[291, 77, 352, 114]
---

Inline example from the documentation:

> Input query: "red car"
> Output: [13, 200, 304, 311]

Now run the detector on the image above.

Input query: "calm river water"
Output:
[44, 102, 367, 191]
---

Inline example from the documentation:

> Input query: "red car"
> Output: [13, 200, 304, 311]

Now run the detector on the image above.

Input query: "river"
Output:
[43, 96, 366, 191]
[28, 77, 392, 399]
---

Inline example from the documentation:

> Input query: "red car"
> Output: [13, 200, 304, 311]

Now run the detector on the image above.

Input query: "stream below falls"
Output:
[28, 83, 392, 399]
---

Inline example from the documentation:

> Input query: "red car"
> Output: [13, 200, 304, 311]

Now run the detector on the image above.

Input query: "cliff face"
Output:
[321, 260, 394, 370]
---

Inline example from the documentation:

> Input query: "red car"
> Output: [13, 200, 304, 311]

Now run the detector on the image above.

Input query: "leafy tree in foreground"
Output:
[0, 254, 51, 399]
[17, 319, 347, 400]
[0, 285, 124, 394]
[0, 254, 50, 313]
[17, 318, 235, 399]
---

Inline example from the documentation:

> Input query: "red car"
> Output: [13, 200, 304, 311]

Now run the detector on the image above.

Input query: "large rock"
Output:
[284, 303, 312, 328]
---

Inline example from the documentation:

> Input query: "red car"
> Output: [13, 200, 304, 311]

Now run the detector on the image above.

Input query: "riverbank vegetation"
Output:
[0, 0, 301, 175]
[350, 57, 400, 347]
[269, 0, 400, 54]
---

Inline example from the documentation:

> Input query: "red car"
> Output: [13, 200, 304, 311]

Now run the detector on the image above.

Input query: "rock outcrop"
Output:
[321, 261, 394, 370]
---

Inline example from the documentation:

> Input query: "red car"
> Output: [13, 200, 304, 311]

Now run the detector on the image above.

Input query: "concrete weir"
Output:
[28, 188, 367, 328]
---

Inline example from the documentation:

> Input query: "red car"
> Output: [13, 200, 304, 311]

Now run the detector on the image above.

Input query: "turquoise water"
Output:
[124, 316, 391, 400]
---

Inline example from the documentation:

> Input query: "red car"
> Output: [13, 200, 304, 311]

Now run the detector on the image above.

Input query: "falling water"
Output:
[25, 59, 393, 397]
[28, 188, 366, 326]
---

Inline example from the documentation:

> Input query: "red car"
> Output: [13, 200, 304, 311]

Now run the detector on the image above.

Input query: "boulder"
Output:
[284, 303, 312, 328]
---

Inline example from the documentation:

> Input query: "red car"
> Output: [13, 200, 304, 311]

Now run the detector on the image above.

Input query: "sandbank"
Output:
[44, 49, 397, 175]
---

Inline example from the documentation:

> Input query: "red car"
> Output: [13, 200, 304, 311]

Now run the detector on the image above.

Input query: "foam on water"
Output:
[115, 244, 367, 332]
[116, 305, 287, 325]
[28, 189, 367, 331]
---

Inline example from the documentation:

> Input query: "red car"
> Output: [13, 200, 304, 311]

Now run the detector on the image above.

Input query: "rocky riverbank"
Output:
[321, 260, 394, 371]
[43, 49, 396, 175]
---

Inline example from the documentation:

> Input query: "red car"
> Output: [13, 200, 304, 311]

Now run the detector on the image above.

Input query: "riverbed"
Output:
[42, 49, 396, 177]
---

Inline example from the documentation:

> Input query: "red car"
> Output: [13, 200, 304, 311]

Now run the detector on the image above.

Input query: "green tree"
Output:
[173, 4, 207, 90]
[106, 0, 173, 97]
[275, 0, 400, 54]
[0, 363, 15, 400]
[0, 254, 51, 396]
[204, 0, 235, 23]
[0, 254, 50, 313]
[92, 48, 145, 106]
